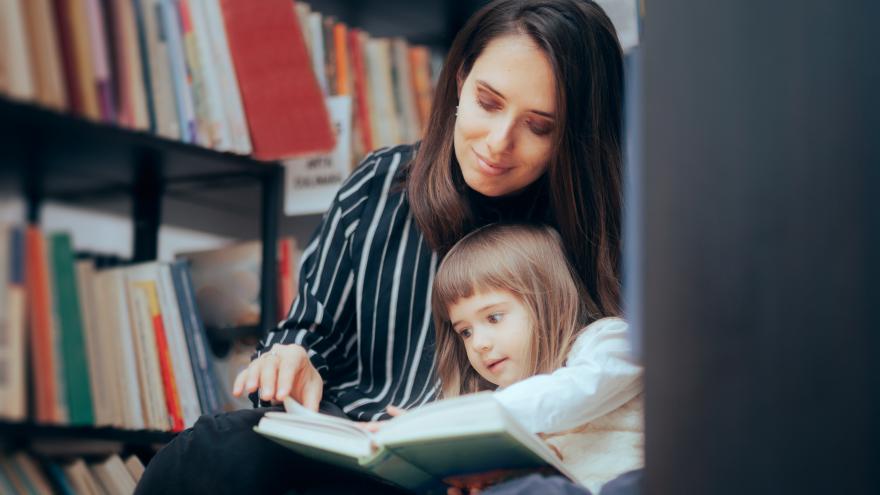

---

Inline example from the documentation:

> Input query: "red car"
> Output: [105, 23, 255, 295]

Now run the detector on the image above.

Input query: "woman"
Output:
[136, 0, 624, 493]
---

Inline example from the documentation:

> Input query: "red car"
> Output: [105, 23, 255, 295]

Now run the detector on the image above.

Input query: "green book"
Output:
[254, 392, 577, 493]
[49, 233, 94, 425]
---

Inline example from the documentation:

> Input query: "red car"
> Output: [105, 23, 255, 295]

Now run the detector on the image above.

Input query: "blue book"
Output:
[45, 462, 76, 495]
[170, 260, 223, 414]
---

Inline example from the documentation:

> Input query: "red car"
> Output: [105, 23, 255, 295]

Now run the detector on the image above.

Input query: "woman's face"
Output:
[454, 34, 558, 198]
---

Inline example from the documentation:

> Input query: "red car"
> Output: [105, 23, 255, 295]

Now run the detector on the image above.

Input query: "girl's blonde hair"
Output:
[431, 223, 597, 397]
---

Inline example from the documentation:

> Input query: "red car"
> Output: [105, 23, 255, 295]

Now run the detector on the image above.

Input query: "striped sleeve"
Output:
[253, 155, 380, 378]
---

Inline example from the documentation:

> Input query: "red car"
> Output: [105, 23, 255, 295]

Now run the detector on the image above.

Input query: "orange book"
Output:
[134, 281, 185, 432]
[348, 28, 373, 154]
[333, 22, 350, 96]
[218, 0, 334, 159]
[24, 226, 58, 423]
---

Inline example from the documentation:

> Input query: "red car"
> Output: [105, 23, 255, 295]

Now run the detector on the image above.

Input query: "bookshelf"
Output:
[0, 95, 282, 338]
[0, 96, 282, 448]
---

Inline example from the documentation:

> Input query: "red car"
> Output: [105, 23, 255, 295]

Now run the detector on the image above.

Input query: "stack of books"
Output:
[0, 451, 144, 495]
[0, 224, 224, 432]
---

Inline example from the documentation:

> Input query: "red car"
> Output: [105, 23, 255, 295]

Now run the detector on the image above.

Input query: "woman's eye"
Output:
[477, 96, 500, 112]
[527, 119, 553, 136]
[459, 329, 472, 338]
[487, 313, 504, 324]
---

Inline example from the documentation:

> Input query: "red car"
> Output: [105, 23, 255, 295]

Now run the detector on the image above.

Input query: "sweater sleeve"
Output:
[252, 158, 378, 383]
[493, 317, 643, 434]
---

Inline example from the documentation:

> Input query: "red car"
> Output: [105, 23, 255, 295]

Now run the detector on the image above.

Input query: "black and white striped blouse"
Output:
[254, 143, 545, 420]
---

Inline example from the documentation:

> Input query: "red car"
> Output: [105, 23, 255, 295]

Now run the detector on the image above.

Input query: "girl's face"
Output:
[447, 289, 533, 388]
[453, 34, 558, 198]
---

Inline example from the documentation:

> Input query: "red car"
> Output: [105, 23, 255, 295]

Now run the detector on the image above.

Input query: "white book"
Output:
[74, 260, 113, 426]
[187, 0, 233, 151]
[365, 38, 401, 148]
[0, 0, 36, 100]
[255, 393, 577, 493]
[391, 38, 420, 144]
[96, 270, 144, 429]
[157, 264, 202, 427]
[122, 267, 170, 431]
[63, 459, 104, 495]
[202, 0, 252, 154]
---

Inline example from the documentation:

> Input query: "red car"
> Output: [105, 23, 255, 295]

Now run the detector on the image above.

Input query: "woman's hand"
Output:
[232, 344, 323, 411]
[357, 405, 407, 432]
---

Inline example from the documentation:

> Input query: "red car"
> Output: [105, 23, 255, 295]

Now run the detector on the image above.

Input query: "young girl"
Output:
[432, 223, 643, 492]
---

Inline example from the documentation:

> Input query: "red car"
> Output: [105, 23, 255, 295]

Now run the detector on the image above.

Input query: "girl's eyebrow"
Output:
[475, 79, 556, 119]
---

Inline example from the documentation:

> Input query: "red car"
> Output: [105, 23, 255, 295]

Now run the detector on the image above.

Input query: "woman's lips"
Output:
[474, 149, 512, 177]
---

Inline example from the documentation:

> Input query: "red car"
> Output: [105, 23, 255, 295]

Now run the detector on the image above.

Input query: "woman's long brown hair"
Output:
[407, 0, 625, 317]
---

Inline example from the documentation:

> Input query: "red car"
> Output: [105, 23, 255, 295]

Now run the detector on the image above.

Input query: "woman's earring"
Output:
[455, 105, 459, 117]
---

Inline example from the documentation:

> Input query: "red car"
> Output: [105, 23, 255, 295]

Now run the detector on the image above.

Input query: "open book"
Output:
[253, 392, 578, 493]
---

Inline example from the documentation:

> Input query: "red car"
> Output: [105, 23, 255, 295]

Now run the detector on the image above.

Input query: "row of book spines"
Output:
[3, 224, 223, 432]
[0, 451, 143, 495]
[293, 2, 436, 158]
[1, 0, 436, 163]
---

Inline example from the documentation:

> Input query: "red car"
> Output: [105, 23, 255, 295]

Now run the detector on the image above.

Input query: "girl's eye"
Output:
[459, 328, 472, 339]
[487, 313, 504, 324]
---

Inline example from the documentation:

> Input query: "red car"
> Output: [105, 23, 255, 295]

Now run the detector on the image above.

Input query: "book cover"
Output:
[0, 0, 36, 101]
[65, 0, 102, 120]
[21, 0, 68, 110]
[0, 225, 26, 421]
[48, 233, 94, 425]
[183, 0, 231, 150]
[255, 393, 577, 493]
[124, 271, 171, 431]
[131, 277, 185, 431]
[169, 259, 223, 415]
[391, 38, 420, 144]
[202, 0, 252, 154]
[98, 269, 145, 429]
[218, 0, 335, 159]
[74, 259, 114, 427]
[349, 28, 374, 157]
[83, 0, 117, 123]
[24, 227, 58, 423]
[159, 0, 199, 143]
[157, 263, 202, 427]
[134, 0, 181, 139]
[109, 0, 151, 130]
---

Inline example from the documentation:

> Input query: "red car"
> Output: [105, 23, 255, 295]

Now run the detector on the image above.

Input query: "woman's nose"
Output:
[486, 117, 515, 155]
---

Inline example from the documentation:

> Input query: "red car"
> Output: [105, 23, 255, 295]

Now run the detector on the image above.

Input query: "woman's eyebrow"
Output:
[476, 79, 556, 119]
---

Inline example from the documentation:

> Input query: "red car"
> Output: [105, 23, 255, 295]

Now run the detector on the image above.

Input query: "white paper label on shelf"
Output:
[283, 96, 353, 216]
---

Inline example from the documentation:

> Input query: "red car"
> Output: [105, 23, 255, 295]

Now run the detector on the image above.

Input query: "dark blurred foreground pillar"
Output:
[641, 1, 879, 493]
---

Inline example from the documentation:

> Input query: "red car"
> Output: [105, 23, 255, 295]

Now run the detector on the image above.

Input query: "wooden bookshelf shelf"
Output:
[0, 421, 176, 446]
[0, 96, 280, 341]
[0, 96, 282, 241]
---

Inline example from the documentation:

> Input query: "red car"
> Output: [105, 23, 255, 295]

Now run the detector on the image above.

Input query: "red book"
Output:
[138, 282, 185, 432]
[218, 0, 335, 160]
[53, 0, 84, 115]
[24, 227, 59, 423]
